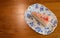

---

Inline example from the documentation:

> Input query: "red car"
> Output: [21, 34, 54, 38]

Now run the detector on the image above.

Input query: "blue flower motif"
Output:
[50, 19, 53, 23]
[27, 13, 33, 20]
[27, 14, 31, 18]
[45, 27, 49, 29]
[35, 4, 38, 8]
[35, 27, 43, 32]
[53, 20, 57, 26]
[51, 19, 57, 26]
[30, 22, 34, 26]
[40, 6, 44, 11]
[47, 31, 51, 34]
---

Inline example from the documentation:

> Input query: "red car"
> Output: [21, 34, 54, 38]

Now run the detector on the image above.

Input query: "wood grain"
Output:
[0, 0, 60, 38]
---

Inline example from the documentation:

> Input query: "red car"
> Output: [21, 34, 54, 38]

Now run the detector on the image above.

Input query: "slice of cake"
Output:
[31, 12, 51, 26]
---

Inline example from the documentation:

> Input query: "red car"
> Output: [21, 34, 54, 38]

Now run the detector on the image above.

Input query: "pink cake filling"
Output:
[32, 12, 51, 26]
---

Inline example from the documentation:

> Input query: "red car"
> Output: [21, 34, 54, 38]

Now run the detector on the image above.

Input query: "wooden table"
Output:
[0, 0, 60, 38]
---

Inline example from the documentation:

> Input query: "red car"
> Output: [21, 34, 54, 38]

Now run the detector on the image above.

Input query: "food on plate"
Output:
[31, 12, 51, 26]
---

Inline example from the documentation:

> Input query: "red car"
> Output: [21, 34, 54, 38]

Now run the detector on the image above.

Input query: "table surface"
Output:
[0, 0, 60, 38]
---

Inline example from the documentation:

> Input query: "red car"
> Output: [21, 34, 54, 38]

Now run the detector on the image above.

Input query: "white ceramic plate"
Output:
[24, 3, 58, 35]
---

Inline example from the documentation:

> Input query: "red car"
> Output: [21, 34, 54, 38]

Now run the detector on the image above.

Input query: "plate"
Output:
[24, 3, 58, 35]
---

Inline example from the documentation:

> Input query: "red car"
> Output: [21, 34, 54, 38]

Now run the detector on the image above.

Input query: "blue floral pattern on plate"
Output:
[24, 3, 58, 35]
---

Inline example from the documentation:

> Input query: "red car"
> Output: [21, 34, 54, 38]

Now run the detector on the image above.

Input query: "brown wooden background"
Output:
[0, 0, 60, 38]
